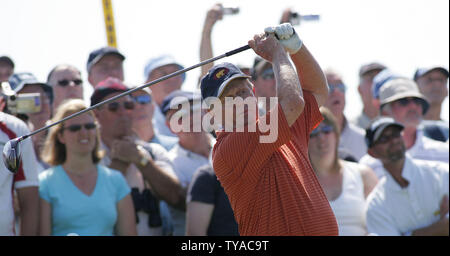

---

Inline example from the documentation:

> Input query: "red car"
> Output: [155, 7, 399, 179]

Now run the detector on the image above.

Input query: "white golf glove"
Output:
[264, 23, 302, 54]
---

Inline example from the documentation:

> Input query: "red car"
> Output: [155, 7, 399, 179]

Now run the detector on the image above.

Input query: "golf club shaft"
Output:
[19, 44, 251, 141]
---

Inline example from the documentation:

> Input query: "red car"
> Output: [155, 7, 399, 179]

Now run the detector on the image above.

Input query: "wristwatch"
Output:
[137, 145, 150, 167]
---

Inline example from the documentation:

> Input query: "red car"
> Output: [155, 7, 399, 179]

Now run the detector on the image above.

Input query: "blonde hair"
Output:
[41, 99, 104, 166]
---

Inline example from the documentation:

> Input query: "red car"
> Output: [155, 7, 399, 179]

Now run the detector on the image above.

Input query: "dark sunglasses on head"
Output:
[375, 130, 402, 144]
[328, 83, 346, 93]
[57, 79, 83, 87]
[260, 68, 275, 80]
[396, 97, 422, 107]
[310, 124, 334, 138]
[134, 95, 152, 105]
[107, 101, 135, 112]
[63, 122, 97, 132]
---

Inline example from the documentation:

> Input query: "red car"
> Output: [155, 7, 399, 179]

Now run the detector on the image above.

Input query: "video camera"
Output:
[1, 81, 42, 114]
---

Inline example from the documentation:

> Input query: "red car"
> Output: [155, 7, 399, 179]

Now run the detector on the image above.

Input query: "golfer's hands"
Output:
[265, 23, 303, 54]
[248, 33, 286, 63]
[110, 136, 150, 166]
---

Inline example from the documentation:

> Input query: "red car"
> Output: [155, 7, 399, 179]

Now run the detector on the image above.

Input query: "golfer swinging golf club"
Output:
[200, 23, 338, 235]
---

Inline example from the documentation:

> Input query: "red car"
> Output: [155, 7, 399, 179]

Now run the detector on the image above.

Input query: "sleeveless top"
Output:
[329, 161, 367, 236]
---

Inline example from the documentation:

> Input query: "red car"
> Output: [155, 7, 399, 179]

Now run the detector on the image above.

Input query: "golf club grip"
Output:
[225, 45, 251, 57]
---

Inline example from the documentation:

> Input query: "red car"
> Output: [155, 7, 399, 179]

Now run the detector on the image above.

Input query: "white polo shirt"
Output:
[0, 112, 39, 235]
[365, 156, 449, 236]
[340, 118, 367, 161]
[167, 141, 212, 236]
[359, 129, 449, 179]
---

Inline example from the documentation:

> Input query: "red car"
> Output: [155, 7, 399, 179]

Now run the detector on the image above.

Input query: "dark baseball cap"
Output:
[413, 66, 449, 81]
[0, 56, 14, 68]
[365, 117, 404, 148]
[87, 47, 125, 73]
[90, 77, 129, 106]
[359, 62, 386, 77]
[200, 62, 251, 103]
[161, 90, 202, 115]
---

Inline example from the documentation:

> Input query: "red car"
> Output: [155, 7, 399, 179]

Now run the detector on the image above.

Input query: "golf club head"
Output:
[2, 137, 22, 174]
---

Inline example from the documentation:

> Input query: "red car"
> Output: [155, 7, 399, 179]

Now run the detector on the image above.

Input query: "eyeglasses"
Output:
[134, 95, 152, 105]
[260, 68, 275, 80]
[57, 79, 83, 87]
[310, 124, 334, 138]
[375, 130, 402, 144]
[328, 83, 346, 93]
[396, 97, 422, 107]
[107, 101, 135, 112]
[63, 122, 97, 132]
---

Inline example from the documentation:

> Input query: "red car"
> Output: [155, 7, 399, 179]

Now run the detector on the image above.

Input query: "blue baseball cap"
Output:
[161, 90, 201, 115]
[7, 72, 53, 103]
[413, 66, 449, 81]
[372, 69, 401, 99]
[200, 62, 251, 102]
[87, 46, 125, 73]
[144, 55, 185, 82]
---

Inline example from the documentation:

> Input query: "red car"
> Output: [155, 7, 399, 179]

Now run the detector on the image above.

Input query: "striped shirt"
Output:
[213, 91, 338, 236]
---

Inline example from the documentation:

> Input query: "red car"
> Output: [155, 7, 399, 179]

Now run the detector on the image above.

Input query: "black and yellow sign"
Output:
[102, 0, 117, 48]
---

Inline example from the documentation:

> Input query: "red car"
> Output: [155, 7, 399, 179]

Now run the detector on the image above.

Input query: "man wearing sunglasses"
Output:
[47, 64, 84, 112]
[130, 87, 178, 151]
[323, 69, 367, 162]
[91, 77, 185, 236]
[360, 78, 449, 179]
[364, 117, 449, 236]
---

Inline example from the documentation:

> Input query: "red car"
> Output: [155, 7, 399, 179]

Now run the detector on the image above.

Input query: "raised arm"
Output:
[249, 33, 304, 126]
[199, 4, 224, 81]
[267, 23, 329, 107]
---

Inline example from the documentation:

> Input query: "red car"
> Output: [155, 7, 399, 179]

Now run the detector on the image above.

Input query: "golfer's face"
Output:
[219, 78, 256, 128]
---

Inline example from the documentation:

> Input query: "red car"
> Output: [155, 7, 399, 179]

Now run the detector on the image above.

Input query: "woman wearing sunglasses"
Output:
[308, 107, 378, 236]
[38, 99, 136, 236]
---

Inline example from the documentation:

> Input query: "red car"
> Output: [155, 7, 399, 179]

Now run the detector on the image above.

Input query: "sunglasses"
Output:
[107, 101, 135, 112]
[134, 95, 152, 105]
[396, 97, 422, 107]
[328, 83, 346, 93]
[375, 130, 402, 144]
[57, 79, 83, 87]
[260, 68, 275, 80]
[63, 122, 97, 132]
[310, 124, 334, 138]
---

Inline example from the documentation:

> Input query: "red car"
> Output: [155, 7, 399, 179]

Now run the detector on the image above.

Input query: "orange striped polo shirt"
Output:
[212, 91, 338, 236]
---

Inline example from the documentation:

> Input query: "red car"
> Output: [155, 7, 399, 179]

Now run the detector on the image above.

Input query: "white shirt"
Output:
[329, 161, 367, 236]
[365, 156, 449, 236]
[167, 142, 211, 236]
[0, 112, 39, 235]
[100, 140, 176, 236]
[359, 129, 449, 179]
[340, 118, 367, 161]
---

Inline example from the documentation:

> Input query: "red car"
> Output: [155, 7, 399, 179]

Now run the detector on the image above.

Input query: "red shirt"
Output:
[213, 91, 338, 236]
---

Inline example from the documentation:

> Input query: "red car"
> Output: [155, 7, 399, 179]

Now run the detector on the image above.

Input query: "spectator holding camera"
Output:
[8, 73, 53, 171]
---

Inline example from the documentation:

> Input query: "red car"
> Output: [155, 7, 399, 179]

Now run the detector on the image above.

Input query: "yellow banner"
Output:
[102, 0, 117, 48]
